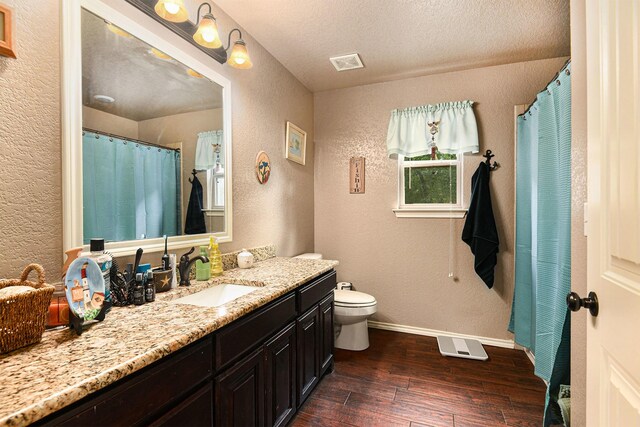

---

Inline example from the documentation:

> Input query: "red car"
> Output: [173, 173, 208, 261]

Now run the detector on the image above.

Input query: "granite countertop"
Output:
[0, 253, 338, 427]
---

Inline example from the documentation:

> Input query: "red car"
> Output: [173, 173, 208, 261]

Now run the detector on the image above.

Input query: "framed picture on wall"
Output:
[285, 121, 307, 165]
[0, 4, 16, 59]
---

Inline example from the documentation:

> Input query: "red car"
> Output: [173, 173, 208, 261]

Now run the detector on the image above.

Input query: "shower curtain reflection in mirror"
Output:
[82, 131, 181, 243]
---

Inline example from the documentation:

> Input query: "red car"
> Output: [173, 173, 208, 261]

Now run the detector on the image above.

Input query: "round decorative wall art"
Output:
[255, 151, 271, 184]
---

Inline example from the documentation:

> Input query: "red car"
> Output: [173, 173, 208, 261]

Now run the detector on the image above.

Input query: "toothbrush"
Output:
[162, 235, 170, 270]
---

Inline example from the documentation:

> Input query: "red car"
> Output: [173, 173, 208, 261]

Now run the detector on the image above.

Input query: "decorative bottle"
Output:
[88, 238, 112, 306]
[209, 236, 224, 277]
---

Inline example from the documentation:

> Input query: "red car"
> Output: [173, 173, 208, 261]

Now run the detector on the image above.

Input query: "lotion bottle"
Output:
[196, 246, 211, 281]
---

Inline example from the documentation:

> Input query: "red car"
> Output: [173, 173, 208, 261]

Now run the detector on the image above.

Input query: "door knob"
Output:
[566, 291, 599, 317]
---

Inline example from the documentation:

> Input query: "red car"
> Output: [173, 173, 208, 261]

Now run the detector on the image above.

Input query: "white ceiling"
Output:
[213, 0, 571, 92]
[82, 9, 223, 122]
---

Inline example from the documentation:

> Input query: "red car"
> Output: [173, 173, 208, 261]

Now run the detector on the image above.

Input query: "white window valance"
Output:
[195, 130, 224, 170]
[386, 100, 479, 158]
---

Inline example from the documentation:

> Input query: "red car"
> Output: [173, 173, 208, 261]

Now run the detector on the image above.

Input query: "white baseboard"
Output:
[367, 320, 515, 349]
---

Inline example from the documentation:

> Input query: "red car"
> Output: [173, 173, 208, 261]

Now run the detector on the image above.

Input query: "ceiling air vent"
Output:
[330, 53, 364, 72]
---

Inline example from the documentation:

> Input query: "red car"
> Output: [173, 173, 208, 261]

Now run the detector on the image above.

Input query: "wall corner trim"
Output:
[367, 320, 515, 349]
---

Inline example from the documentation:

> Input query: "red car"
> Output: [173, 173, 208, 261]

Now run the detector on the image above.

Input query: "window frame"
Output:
[394, 153, 467, 218]
[203, 169, 225, 217]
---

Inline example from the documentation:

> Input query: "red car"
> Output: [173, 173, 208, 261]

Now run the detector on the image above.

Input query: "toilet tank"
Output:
[294, 253, 323, 260]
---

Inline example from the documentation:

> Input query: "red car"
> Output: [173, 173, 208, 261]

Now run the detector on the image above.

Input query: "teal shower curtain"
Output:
[509, 62, 571, 426]
[82, 131, 181, 243]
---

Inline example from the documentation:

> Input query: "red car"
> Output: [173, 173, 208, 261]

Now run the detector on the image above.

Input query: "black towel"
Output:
[185, 176, 207, 235]
[462, 162, 499, 288]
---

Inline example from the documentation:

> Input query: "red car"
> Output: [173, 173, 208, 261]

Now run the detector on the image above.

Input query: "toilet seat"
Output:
[334, 290, 376, 308]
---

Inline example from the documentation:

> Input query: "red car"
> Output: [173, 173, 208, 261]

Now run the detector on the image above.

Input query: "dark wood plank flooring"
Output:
[291, 328, 546, 427]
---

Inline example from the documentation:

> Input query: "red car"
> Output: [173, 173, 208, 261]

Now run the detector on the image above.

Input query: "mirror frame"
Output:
[62, 0, 233, 257]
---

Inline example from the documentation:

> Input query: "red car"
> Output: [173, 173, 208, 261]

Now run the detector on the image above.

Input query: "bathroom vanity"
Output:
[0, 256, 337, 427]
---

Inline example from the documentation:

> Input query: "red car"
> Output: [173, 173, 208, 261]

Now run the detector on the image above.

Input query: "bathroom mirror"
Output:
[63, 0, 233, 256]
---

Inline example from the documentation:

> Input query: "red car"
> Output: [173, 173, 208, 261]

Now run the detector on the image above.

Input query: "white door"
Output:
[586, 1, 640, 425]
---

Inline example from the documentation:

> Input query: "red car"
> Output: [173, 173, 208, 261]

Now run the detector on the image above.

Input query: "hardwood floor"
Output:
[291, 328, 546, 427]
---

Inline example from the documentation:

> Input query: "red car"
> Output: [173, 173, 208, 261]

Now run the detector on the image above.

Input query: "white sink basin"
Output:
[171, 284, 262, 308]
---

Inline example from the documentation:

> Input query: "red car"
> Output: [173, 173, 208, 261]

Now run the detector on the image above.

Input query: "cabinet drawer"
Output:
[215, 293, 296, 371]
[49, 338, 213, 426]
[297, 271, 337, 313]
[149, 383, 213, 427]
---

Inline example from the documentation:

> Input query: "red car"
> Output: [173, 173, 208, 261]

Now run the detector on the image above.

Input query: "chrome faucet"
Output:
[178, 247, 209, 286]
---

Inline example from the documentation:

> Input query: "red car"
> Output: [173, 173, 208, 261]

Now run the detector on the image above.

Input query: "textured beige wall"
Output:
[570, 0, 587, 424]
[0, 1, 314, 279]
[0, 0, 61, 279]
[314, 57, 568, 340]
[82, 106, 139, 139]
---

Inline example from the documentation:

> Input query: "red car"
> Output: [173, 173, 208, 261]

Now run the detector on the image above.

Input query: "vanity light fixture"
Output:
[154, 1, 253, 69]
[153, 0, 189, 23]
[106, 22, 132, 38]
[226, 30, 252, 69]
[186, 68, 204, 78]
[193, 3, 222, 49]
[150, 47, 172, 61]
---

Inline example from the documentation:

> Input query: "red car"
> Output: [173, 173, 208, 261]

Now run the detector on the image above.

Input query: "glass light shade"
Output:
[106, 22, 132, 38]
[150, 48, 172, 61]
[154, 0, 189, 23]
[228, 40, 253, 69]
[193, 14, 222, 49]
[186, 68, 204, 78]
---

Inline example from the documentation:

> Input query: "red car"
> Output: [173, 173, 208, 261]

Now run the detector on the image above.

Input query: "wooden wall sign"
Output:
[349, 157, 365, 194]
[0, 4, 16, 59]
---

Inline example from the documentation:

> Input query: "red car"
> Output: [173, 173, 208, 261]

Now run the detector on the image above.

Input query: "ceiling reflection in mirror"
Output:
[81, 9, 225, 244]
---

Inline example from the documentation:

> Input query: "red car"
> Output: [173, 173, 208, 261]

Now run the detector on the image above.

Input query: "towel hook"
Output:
[188, 169, 198, 183]
[482, 149, 500, 171]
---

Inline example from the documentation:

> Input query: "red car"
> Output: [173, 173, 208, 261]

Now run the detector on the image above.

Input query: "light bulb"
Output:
[163, 1, 180, 14]
[154, 0, 188, 22]
[202, 29, 216, 43]
[234, 57, 246, 65]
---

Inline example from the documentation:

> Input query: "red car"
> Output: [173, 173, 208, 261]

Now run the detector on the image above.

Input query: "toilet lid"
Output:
[334, 290, 376, 307]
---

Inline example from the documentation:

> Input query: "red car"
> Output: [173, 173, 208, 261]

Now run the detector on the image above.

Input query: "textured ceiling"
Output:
[81, 9, 222, 121]
[213, 0, 570, 92]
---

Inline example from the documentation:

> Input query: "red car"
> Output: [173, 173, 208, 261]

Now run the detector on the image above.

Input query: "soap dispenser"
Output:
[196, 246, 211, 281]
[209, 236, 224, 277]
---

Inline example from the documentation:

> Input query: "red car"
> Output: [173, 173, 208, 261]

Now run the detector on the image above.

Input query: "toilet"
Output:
[294, 253, 377, 351]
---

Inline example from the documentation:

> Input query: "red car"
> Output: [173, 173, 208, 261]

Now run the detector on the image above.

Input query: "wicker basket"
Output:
[0, 264, 55, 353]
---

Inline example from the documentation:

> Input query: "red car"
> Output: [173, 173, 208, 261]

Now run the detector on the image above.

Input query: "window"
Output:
[394, 151, 466, 218]
[204, 169, 225, 213]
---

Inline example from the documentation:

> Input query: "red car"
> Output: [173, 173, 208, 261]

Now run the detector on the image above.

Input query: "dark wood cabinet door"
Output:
[43, 338, 213, 427]
[265, 322, 297, 427]
[296, 306, 320, 405]
[319, 293, 334, 374]
[214, 347, 265, 427]
[149, 383, 213, 427]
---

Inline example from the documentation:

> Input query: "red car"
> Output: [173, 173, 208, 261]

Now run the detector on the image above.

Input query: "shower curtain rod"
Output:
[82, 127, 181, 152]
[519, 58, 572, 118]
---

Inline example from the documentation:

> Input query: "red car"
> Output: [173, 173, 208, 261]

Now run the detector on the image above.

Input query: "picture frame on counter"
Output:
[0, 4, 16, 59]
[285, 121, 307, 165]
